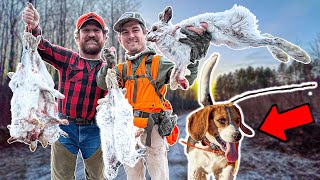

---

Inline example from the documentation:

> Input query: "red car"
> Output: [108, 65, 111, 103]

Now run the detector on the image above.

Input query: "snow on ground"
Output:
[1, 112, 319, 180]
[238, 139, 320, 180]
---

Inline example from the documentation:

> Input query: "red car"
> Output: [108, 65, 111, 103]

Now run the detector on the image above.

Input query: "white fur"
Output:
[187, 139, 234, 180]
[147, 5, 311, 90]
[219, 108, 240, 144]
[7, 32, 67, 151]
[187, 126, 239, 180]
[96, 69, 145, 180]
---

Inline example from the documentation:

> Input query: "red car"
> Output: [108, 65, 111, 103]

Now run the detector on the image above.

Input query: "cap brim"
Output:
[78, 18, 104, 30]
[113, 18, 144, 32]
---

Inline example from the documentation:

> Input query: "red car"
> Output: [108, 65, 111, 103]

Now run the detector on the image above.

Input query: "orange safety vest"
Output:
[118, 55, 178, 145]
[118, 55, 171, 114]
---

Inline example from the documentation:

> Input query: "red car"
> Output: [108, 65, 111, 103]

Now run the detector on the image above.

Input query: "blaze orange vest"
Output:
[118, 55, 171, 115]
[118, 55, 178, 145]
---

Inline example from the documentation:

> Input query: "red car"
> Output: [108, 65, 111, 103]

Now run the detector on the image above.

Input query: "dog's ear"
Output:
[159, 6, 172, 23]
[234, 106, 254, 136]
[187, 106, 215, 141]
[240, 121, 254, 136]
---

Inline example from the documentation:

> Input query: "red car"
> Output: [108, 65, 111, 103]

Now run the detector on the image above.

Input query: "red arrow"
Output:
[259, 103, 314, 141]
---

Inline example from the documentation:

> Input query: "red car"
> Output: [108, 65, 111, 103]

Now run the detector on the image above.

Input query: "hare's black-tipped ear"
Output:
[159, 6, 172, 23]
[158, 12, 163, 21]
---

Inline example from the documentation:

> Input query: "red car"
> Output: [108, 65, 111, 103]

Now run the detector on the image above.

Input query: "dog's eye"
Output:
[218, 118, 226, 124]
[152, 26, 158, 32]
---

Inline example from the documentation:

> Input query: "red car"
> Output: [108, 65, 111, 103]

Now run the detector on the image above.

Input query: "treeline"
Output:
[213, 32, 320, 102]
[167, 81, 200, 112]
[168, 60, 316, 112]
[214, 60, 318, 101]
[218, 32, 320, 102]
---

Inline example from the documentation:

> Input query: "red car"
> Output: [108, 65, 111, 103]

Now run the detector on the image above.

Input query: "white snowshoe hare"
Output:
[147, 5, 310, 90]
[96, 68, 146, 180]
[7, 32, 68, 152]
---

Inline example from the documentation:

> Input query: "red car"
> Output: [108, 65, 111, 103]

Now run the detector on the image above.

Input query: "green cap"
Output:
[113, 12, 146, 32]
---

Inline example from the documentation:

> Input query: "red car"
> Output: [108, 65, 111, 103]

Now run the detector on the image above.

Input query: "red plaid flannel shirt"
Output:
[32, 27, 107, 121]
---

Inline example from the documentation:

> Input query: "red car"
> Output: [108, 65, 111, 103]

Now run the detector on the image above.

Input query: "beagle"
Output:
[184, 54, 254, 180]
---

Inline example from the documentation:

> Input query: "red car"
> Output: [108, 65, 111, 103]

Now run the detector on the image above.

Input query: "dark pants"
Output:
[51, 122, 105, 180]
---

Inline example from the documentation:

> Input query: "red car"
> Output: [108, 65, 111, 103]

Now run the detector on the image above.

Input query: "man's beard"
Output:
[80, 38, 104, 55]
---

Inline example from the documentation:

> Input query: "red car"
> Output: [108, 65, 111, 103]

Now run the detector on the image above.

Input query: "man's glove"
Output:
[179, 28, 212, 63]
[102, 47, 117, 69]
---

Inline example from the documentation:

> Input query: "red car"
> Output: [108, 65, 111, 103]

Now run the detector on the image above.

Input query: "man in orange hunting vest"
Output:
[96, 12, 211, 180]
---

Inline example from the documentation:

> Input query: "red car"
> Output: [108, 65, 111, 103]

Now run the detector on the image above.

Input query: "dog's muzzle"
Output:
[232, 132, 242, 141]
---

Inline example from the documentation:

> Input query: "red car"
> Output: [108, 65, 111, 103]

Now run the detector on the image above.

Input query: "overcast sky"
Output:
[139, 0, 320, 80]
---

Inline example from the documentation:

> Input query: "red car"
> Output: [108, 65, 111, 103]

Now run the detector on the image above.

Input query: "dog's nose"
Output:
[233, 132, 242, 141]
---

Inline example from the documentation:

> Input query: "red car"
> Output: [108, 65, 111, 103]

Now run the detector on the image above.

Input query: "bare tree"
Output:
[0, 0, 24, 85]
[96, 0, 141, 63]
[0, 1, 9, 84]
[8, 1, 24, 71]
[309, 33, 320, 82]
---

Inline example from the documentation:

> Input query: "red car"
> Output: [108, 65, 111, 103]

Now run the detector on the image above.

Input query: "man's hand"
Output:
[102, 47, 117, 69]
[22, 3, 40, 29]
[179, 23, 212, 62]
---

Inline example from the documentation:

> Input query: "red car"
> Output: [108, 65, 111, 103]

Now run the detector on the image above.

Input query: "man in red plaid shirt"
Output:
[22, 3, 112, 179]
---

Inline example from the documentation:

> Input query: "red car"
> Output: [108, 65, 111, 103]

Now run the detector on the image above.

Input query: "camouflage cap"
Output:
[113, 12, 146, 32]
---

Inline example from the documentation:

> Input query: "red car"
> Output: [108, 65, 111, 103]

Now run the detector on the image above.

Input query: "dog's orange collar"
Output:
[180, 140, 222, 154]
[202, 138, 212, 147]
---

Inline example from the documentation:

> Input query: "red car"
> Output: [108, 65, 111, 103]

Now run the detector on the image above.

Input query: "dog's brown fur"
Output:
[185, 54, 254, 180]
[187, 104, 253, 149]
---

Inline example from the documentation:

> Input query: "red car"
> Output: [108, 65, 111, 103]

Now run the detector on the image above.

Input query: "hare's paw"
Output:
[177, 77, 189, 90]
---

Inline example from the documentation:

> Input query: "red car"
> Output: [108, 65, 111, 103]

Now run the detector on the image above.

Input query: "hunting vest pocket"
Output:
[133, 117, 148, 128]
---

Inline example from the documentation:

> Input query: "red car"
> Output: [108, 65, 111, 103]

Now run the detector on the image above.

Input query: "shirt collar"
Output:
[125, 47, 156, 61]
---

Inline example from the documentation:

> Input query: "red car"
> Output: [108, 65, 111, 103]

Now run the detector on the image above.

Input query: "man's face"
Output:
[77, 23, 106, 56]
[118, 21, 146, 55]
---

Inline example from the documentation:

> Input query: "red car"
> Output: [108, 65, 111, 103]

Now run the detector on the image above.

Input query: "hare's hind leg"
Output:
[259, 33, 310, 63]
[262, 33, 289, 63]
[273, 37, 310, 63]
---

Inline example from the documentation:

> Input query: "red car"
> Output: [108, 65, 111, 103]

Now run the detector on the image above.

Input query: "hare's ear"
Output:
[187, 106, 214, 141]
[158, 12, 163, 21]
[159, 6, 172, 23]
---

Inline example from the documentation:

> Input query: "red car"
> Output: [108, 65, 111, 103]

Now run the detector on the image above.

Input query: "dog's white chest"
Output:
[189, 147, 229, 171]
